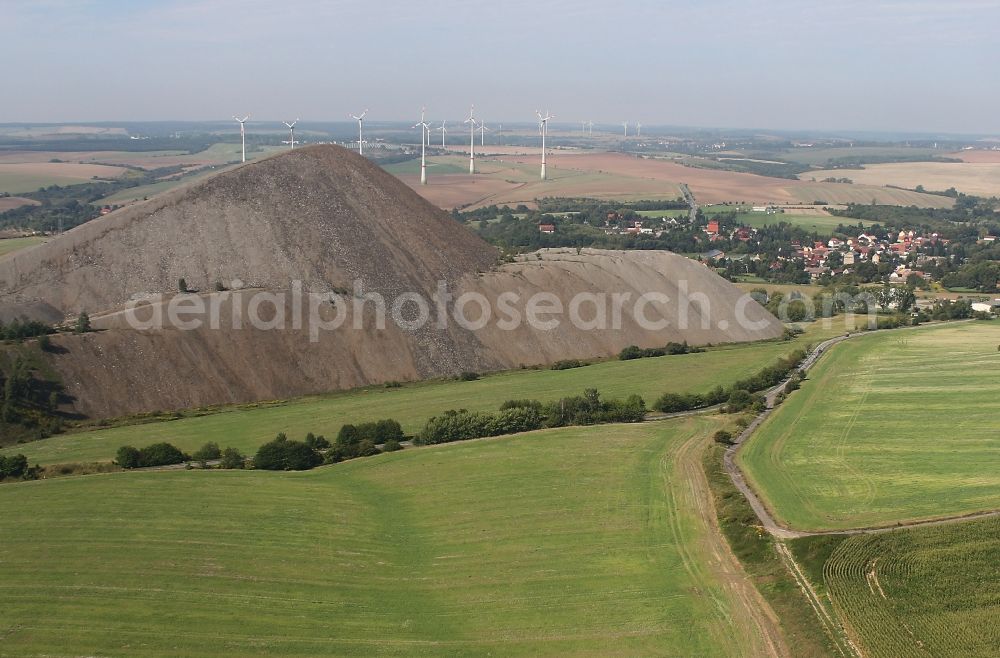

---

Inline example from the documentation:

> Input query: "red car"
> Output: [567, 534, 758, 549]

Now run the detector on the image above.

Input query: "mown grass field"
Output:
[823, 517, 1000, 657]
[736, 212, 858, 236]
[0, 419, 781, 656]
[739, 321, 1000, 531]
[0, 235, 47, 258]
[1, 323, 848, 466]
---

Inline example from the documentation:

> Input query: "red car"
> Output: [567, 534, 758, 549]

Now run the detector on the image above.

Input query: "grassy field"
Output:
[739, 321, 1000, 531]
[1, 323, 850, 466]
[0, 235, 47, 258]
[0, 418, 783, 656]
[823, 517, 1000, 657]
[779, 146, 944, 167]
[736, 212, 859, 236]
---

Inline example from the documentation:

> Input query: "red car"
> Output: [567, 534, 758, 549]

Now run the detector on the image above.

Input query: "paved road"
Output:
[723, 321, 998, 539]
[680, 183, 697, 223]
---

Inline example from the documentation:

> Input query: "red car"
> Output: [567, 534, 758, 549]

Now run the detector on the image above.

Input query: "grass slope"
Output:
[3, 324, 845, 466]
[739, 321, 1000, 531]
[823, 517, 1000, 657]
[0, 419, 778, 656]
[0, 236, 47, 258]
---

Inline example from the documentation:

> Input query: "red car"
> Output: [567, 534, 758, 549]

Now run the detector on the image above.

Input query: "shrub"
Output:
[116, 445, 141, 469]
[713, 430, 734, 445]
[0, 453, 28, 479]
[382, 438, 403, 452]
[74, 311, 91, 334]
[178, 278, 188, 293]
[416, 406, 544, 445]
[499, 399, 544, 412]
[618, 345, 643, 361]
[457, 371, 480, 381]
[219, 447, 246, 469]
[373, 419, 404, 443]
[192, 442, 221, 462]
[253, 434, 321, 471]
[37, 334, 51, 351]
[551, 359, 586, 370]
[137, 442, 188, 468]
[304, 432, 331, 451]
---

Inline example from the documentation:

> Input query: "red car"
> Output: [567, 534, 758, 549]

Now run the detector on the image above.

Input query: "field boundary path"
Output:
[723, 320, 1000, 539]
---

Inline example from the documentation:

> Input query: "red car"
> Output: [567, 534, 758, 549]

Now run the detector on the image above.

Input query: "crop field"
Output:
[0, 162, 127, 194]
[0, 322, 853, 467]
[0, 235, 47, 258]
[398, 150, 954, 210]
[0, 195, 38, 212]
[778, 146, 944, 167]
[823, 517, 1000, 657]
[802, 161, 1000, 198]
[0, 418, 785, 656]
[739, 321, 1000, 531]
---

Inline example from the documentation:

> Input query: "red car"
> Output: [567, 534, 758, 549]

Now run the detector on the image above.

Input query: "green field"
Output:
[0, 235, 47, 258]
[382, 157, 472, 176]
[736, 212, 859, 236]
[778, 146, 944, 167]
[1, 324, 848, 466]
[0, 419, 781, 656]
[739, 321, 1000, 531]
[823, 517, 1000, 657]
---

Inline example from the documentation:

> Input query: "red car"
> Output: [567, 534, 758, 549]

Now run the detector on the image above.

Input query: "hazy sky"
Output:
[4, 0, 999, 133]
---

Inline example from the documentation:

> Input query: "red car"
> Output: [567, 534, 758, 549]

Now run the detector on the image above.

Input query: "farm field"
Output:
[739, 321, 1000, 531]
[802, 161, 1000, 198]
[778, 146, 944, 167]
[822, 517, 1000, 657]
[732, 212, 857, 236]
[0, 322, 850, 467]
[0, 195, 38, 212]
[0, 162, 127, 194]
[0, 419, 785, 656]
[0, 235, 47, 258]
[398, 151, 955, 210]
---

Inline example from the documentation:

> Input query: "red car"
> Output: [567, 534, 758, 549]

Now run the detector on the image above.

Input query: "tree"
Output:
[178, 278, 188, 293]
[75, 311, 91, 334]
[137, 442, 188, 467]
[713, 430, 734, 445]
[219, 447, 246, 469]
[373, 419, 403, 443]
[116, 445, 141, 469]
[0, 453, 28, 479]
[253, 434, 321, 471]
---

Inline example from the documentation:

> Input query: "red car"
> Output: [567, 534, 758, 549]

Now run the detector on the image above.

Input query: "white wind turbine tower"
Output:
[464, 105, 478, 174]
[282, 119, 299, 148]
[537, 110, 553, 181]
[233, 115, 250, 162]
[636, 121, 642, 137]
[438, 120, 448, 147]
[479, 121, 491, 146]
[588, 120, 594, 136]
[350, 109, 368, 154]
[413, 107, 430, 185]
[622, 121, 628, 138]
[580, 120, 587, 136]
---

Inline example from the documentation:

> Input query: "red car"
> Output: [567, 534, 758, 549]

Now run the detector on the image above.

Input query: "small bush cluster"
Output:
[618, 341, 704, 361]
[653, 350, 806, 414]
[253, 433, 322, 471]
[550, 359, 587, 370]
[0, 319, 54, 341]
[0, 453, 38, 481]
[415, 389, 645, 446]
[116, 442, 189, 469]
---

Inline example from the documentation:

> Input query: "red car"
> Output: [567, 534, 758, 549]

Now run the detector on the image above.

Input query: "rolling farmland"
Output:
[0, 162, 127, 194]
[0, 419, 785, 657]
[0, 323, 851, 467]
[738, 321, 1000, 531]
[801, 161, 1000, 198]
[0, 235, 47, 258]
[823, 517, 1000, 657]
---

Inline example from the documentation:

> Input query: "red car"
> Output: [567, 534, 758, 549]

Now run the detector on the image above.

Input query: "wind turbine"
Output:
[413, 107, 430, 185]
[465, 105, 478, 174]
[438, 120, 448, 147]
[350, 109, 368, 154]
[233, 115, 249, 162]
[580, 120, 587, 136]
[537, 110, 553, 181]
[498, 123, 503, 145]
[479, 121, 491, 146]
[636, 121, 642, 137]
[588, 120, 594, 136]
[622, 121, 628, 138]
[282, 119, 299, 148]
